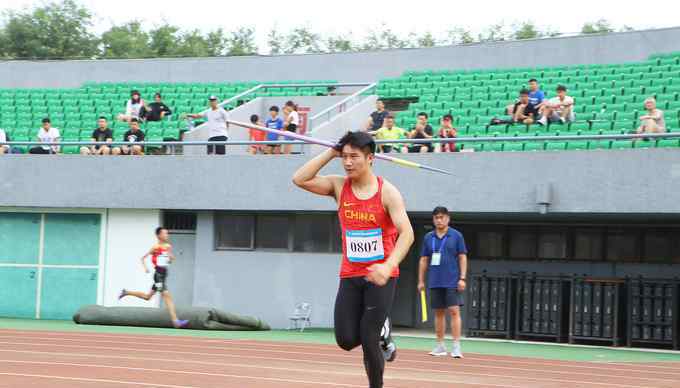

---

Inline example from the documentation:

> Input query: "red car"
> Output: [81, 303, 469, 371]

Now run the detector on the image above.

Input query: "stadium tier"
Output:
[378, 52, 680, 151]
[0, 80, 335, 153]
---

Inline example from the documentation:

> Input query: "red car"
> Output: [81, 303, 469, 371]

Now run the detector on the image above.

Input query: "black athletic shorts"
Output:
[430, 287, 464, 309]
[286, 123, 297, 132]
[208, 135, 227, 155]
[152, 267, 168, 292]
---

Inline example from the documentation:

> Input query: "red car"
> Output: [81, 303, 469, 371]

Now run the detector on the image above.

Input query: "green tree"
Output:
[415, 32, 437, 47]
[174, 29, 210, 57]
[266, 27, 284, 55]
[447, 28, 476, 44]
[149, 24, 181, 57]
[2, 0, 99, 59]
[513, 22, 542, 40]
[581, 19, 614, 34]
[100, 21, 151, 58]
[227, 27, 257, 56]
[284, 27, 322, 54]
[363, 26, 409, 50]
[206, 29, 228, 56]
[478, 22, 507, 42]
[326, 34, 356, 52]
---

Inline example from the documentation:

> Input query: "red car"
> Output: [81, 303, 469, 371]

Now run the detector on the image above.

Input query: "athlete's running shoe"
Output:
[429, 343, 448, 356]
[451, 341, 464, 358]
[380, 317, 397, 362]
[118, 289, 127, 300]
[173, 319, 189, 328]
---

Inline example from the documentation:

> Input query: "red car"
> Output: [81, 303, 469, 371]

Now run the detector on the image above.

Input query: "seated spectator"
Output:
[143, 93, 172, 122]
[528, 78, 545, 112]
[112, 118, 145, 155]
[365, 99, 389, 131]
[264, 105, 284, 155]
[438, 114, 458, 152]
[375, 115, 407, 153]
[29, 118, 60, 154]
[0, 128, 8, 155]
[408, 123, 433, 153]
[539, 85, 575, 125]
[248, 114, 266, 155]
[81, 117, 113, 155]
[510, 89, 539, 125]
[637, 98, 666, 134]
[117, 90, 145, 122]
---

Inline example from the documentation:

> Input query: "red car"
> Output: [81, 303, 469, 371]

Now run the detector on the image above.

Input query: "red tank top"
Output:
[151, 245, 171, 268]
[338, 176, 399, 278]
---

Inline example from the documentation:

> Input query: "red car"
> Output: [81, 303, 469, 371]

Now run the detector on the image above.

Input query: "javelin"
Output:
[226, 119, 452, 175]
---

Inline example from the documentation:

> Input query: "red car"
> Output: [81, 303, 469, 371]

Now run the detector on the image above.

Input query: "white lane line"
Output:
[0, 372, 198, 388]
[0, 344, 661, 388]
[0, 334, 678, 380]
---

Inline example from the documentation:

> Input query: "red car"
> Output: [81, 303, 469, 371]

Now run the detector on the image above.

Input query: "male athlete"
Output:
[293, 131, 414, 388]
[119, 227, 189, 328]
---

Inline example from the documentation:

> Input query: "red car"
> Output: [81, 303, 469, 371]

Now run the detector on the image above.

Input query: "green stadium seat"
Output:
[523, 142, 544, 151]
[656, 139, 679, 147]
[545, 142, 567, 151]
[610, 140, 633, 149]
[566, 140, 588, 150]
[588, 140, 611, 150]
[591, 121, 613, 131]
[504, 142, 523, 152]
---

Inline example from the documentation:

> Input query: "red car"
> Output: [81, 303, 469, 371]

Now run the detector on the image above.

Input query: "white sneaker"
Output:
[429, 343, 448, 356]
[538, 117, 548, 126]
[451, 341, 464, 358]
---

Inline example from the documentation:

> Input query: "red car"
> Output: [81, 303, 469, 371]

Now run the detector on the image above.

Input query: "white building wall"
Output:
[102, 209, 162, 307]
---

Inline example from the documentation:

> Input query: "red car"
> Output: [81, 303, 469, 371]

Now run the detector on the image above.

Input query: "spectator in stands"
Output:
[0, 128, 8, 155]
[283, 100, 300, 155]
[407, 123, 433, 153]
[187, 96, 230, 155]
[112, 118, 145, 156]
[510, 89, 538, 125]
[637, 98, 666, 134]
[365, 99, 389, 131]
[117, 90, 145, 122]
[29, 118, 60, 154]
[144, 93, 172, 122]
[538, 85, 575, 125]
[80, 117, 113, 155]
[248, 114, 266, 155]
[264, 105, 284, 155]
[438, 114, 458, 152]
[374, 115, 407, 153]
[407, 112, 434, 152]
[527, 78, 545, 113]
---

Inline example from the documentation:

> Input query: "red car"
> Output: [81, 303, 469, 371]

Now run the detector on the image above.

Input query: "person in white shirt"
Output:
[283, 100, 300, 155]
[0, 128, 8, 155]
[538, 85, 575, 125]
[29, 118, 60, 154]
[637, 98, 666, 134]
[117, 90, 146, 122]
[187, 95, 229, 155]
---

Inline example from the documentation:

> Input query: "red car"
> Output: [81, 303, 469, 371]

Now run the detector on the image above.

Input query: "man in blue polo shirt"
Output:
[418, 206, 468, 358]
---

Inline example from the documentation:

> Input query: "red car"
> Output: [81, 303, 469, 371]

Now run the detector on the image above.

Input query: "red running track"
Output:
[0, 329, 678, 388]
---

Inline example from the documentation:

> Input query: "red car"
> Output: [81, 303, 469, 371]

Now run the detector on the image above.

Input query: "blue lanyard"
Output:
[432, 235, 448, 254]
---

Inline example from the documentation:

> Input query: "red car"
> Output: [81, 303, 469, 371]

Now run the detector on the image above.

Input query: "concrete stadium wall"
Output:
[2, 149, 680, 215]
[2, 28, 680, 88]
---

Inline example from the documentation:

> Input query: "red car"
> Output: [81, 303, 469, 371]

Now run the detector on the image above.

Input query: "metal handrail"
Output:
[5, 132, 677, 148]
[308, 83, 377, 132]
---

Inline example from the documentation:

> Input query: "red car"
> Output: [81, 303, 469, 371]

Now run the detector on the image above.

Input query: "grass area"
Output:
[1, 318, 679, 363]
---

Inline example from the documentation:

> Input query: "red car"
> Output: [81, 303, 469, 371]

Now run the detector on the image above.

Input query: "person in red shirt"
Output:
[248, 114, 266, 154]
[118, 227, 188, 328]
[438, 114, 458, 152]
[293, 131, 414, 388]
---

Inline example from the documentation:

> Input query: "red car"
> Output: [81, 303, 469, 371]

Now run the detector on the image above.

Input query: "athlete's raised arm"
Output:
[292, 148, 344, 199]
[366, 180, 414, 286]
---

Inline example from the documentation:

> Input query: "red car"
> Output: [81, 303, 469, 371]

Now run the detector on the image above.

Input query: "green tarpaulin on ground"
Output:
[73, 305, 270, 331]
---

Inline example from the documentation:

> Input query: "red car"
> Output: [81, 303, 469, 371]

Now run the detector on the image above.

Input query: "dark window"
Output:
[606, 229, 639, 262]
[163, 211, 196, 231]
[256, 215, 290, 250]
[509, 227, 536, 259]
[573, 228, 603, 260]
[538, 228, 567, 259]
[331, 215, 343, 253]
[643, 230, 673, 263]
[215, 213, 254, 249]
[294, 214, 333, 252]
[476, 229, 504, 258]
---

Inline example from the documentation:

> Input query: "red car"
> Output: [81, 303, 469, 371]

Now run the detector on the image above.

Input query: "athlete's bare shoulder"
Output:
[380, 178, 403, 203]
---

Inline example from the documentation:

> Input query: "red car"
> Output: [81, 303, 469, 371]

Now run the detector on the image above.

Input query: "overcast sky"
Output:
[3, 0, 679, 50]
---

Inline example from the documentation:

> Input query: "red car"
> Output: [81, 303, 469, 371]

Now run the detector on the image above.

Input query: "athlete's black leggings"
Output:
[334, 277, 396, 388]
